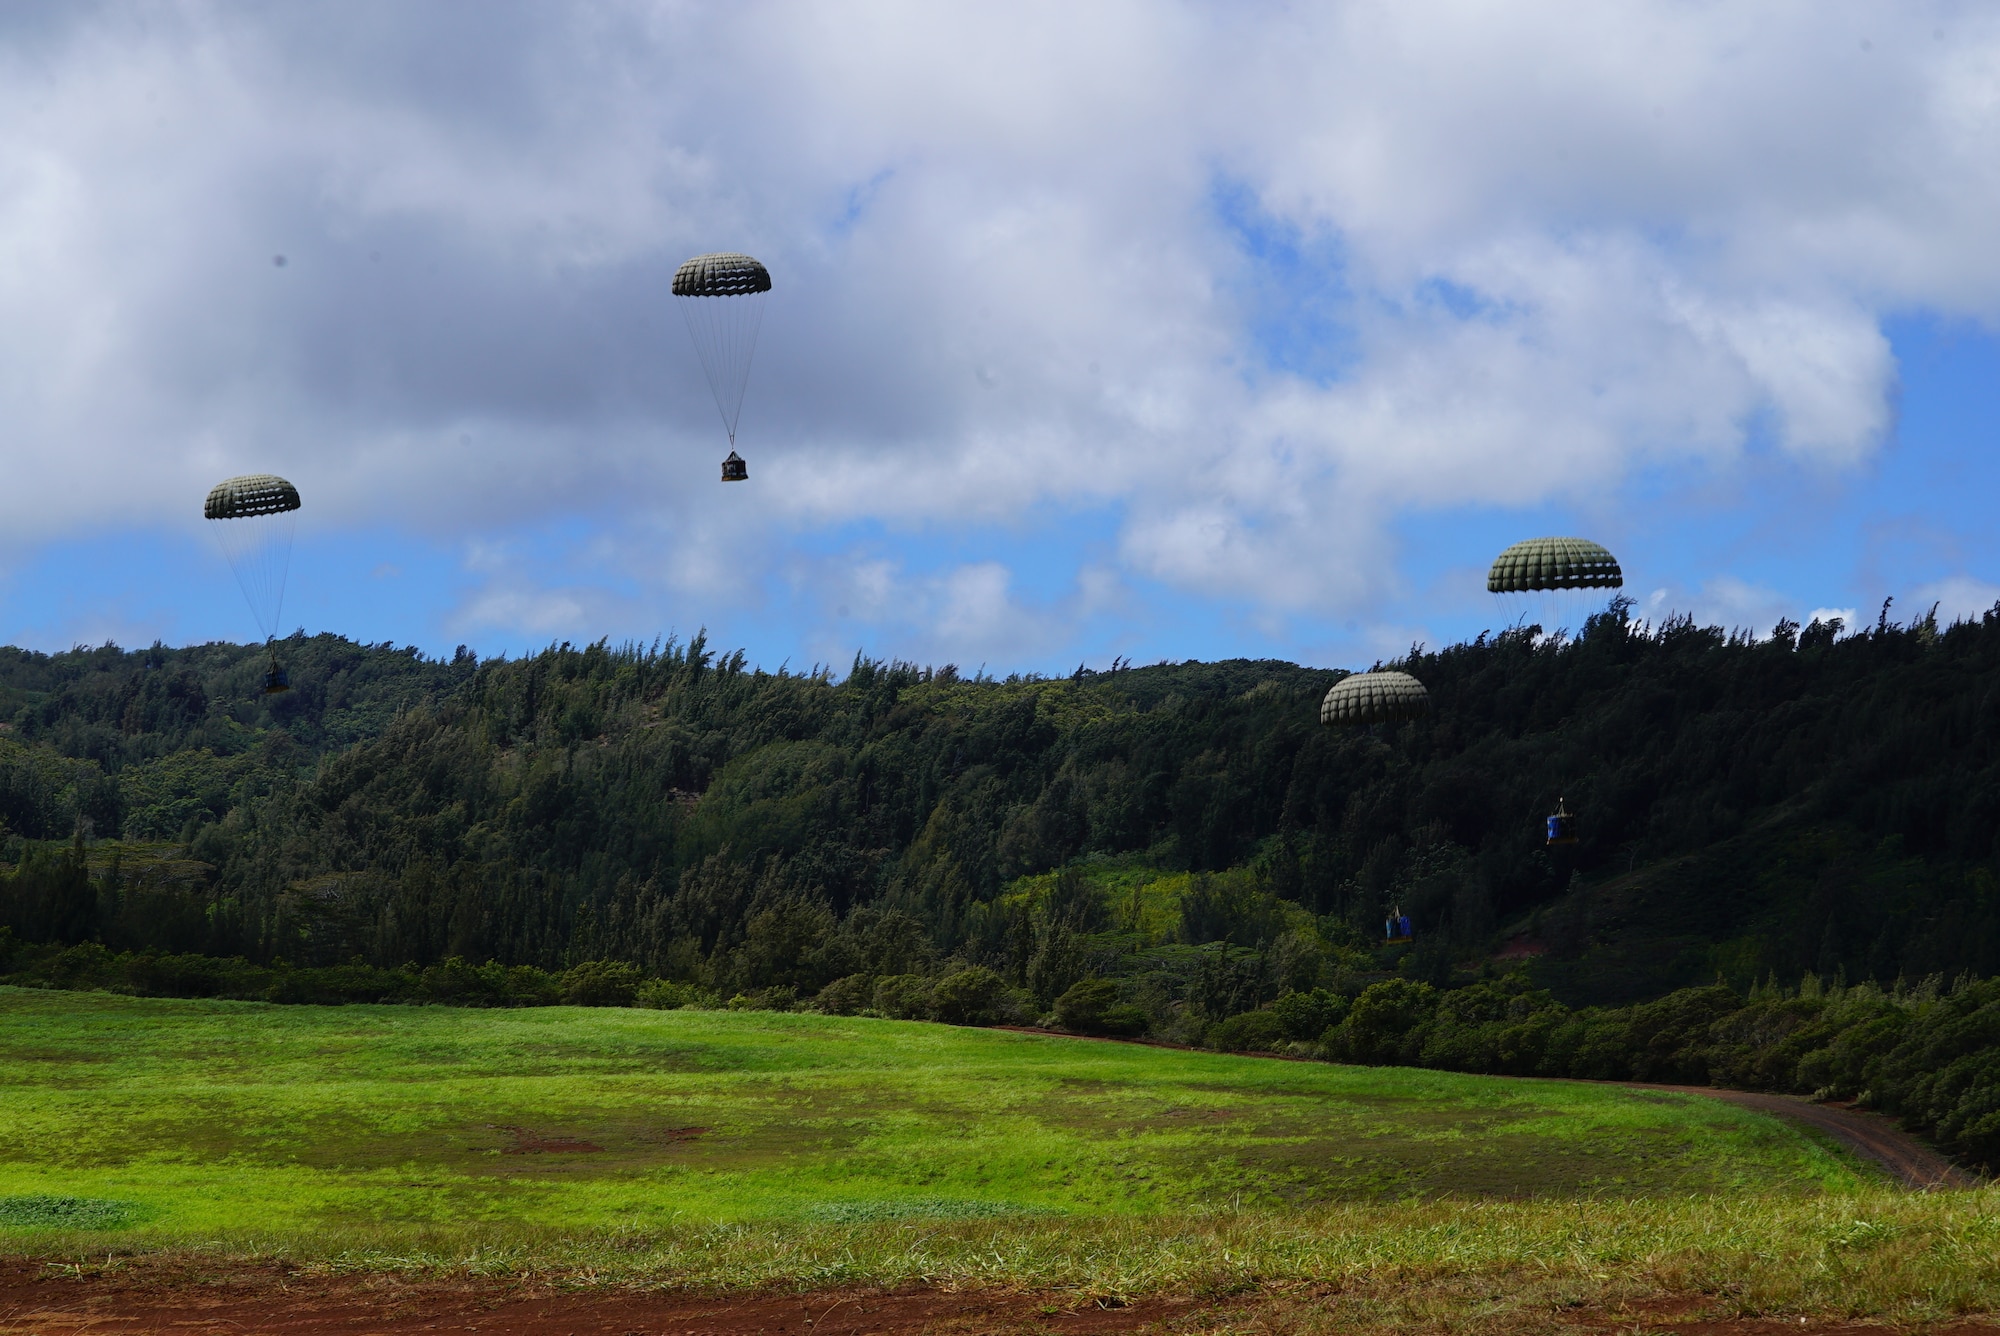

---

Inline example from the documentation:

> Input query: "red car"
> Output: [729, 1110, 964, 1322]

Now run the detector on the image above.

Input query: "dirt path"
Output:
[998, 1026, 1982, 1191]
[1629, 1085, 1981, 1189]
[0, 1265, 1177, 1336]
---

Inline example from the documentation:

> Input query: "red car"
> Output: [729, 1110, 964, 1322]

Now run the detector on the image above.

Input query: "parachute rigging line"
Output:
[204, 473, 300, 646]
[673, 252, 771, 451]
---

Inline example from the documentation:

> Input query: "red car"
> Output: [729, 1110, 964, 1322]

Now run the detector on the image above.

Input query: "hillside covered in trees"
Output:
[6, 602, 2000, 1000]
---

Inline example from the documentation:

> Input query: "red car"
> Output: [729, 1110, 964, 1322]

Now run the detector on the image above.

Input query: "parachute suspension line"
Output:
[209, 509, 297, 642]
[677, 289, 767, 447]
[1496, 589, 1613, 640]
[1487, 537, 1623, 641]
[204, 473, 302, 649]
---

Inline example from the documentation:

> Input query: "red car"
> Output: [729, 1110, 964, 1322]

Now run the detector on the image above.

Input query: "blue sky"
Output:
[2, 4, 1998, 674]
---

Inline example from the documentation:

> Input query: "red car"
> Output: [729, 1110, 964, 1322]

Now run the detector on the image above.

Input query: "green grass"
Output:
[0, 984, 1877, 1243]
[12, 986, 2000, 1324]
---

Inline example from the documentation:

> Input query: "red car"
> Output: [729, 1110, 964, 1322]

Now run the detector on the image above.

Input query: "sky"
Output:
[2, 1, 1998, 675]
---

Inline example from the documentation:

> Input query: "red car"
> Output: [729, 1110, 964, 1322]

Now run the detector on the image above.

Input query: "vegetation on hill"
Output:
[3, 604, 2000, 1168]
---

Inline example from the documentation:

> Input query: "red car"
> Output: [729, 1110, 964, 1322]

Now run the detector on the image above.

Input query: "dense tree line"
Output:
[7, 603, 2000, 996]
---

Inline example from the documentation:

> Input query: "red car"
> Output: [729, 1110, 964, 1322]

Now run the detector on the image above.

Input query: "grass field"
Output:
[6, 986, 2000, 1323]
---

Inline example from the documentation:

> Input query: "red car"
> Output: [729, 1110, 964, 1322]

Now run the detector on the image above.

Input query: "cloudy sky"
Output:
[2, 1, 1998, 673]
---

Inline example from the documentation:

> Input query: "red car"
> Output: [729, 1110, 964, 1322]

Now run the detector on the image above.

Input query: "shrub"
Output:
[810, 973, 876, 1015]
[635, 978, 713, 1009]
[497, 963, 562, 1006]
[266, 961, 415, 1005]
[1050, 977, 1147, 1037]
[559, 959, 643, 1007]
[1270, 987, 1348, 1041]
[873, 973, 935, 1020]
[1208, 1008, 1289, 1052]
[123, 951, 242, 999]
[930, 966, 1013, 1025]
[46, 942, 114, 989]
[417, 956, 507, 1006]
[419, 957, 559, 1007]
[726, 985, 798, 1011]
[1326, 978, 1437, 1064]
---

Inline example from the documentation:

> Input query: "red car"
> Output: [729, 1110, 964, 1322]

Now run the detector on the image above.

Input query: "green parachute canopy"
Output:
[672, 252, 772, 297]
[674, 252, 771, 455]
[1486, 537, 1622, 594]
[1320, 670, 1430, 727]
[203, 473, 300, 520]
[204, 473, 300, 643]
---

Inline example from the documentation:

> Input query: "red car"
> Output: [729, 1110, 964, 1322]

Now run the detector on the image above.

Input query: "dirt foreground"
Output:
[4, 1266, 2000, 1336]
[3, 1265, 1177, 1336]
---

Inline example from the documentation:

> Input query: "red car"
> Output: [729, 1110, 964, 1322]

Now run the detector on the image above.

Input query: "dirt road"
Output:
[1630, 1085, 1981, 1189]
[1001, 1025, 1984, 1191]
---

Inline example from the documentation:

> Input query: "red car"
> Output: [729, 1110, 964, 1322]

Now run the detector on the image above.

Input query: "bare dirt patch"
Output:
[491, 1126, 706, 1156]
[2, 1267, 1997, 1336]
[0, 1264, 1182, 1335]
[494, 1125, 605, 1155]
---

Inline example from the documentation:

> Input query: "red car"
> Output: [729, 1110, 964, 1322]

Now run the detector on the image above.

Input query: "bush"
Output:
[416, 957, 498, 1006]
[1050, 978, 1147, 1037]
[873, 973, 935, 1020]
[420, 956, 559, 1007]
[635, 978, 713, 1010]
[1326, 978, 1437, 1064]
[1208, 1008, 1289, 1052]
[124, 950, 252, 999]
[266, 961, 415, 1005]
[726, 985, 798, 1011]
[559, 959, 643, 1007]
[46, 942, 114, 989]
[1270, 987, 1348, 1041]
[809, 973, 875, 1015]
[930, 966, 1013, 1025]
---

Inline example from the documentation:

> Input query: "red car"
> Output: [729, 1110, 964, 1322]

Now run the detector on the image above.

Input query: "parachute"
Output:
[1320, 670, 1430, 727]
[674, 252, 770, 479]
[1487, 536, 1622, 637]
[204, 474, 299, 690]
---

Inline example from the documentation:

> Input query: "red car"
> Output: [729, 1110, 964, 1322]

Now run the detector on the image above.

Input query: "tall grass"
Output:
[20, 1190, 2000, 1322]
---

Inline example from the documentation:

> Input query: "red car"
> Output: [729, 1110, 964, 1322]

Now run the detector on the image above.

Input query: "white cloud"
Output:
[0, 1, 1997, 657]
[1687, 576, 1792, 638]
[791, 553, 1077, 667]
[1908, 574, 2000, 625]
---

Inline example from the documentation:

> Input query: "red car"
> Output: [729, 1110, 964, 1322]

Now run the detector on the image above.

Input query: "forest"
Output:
[3, 602, 2000, 1167]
